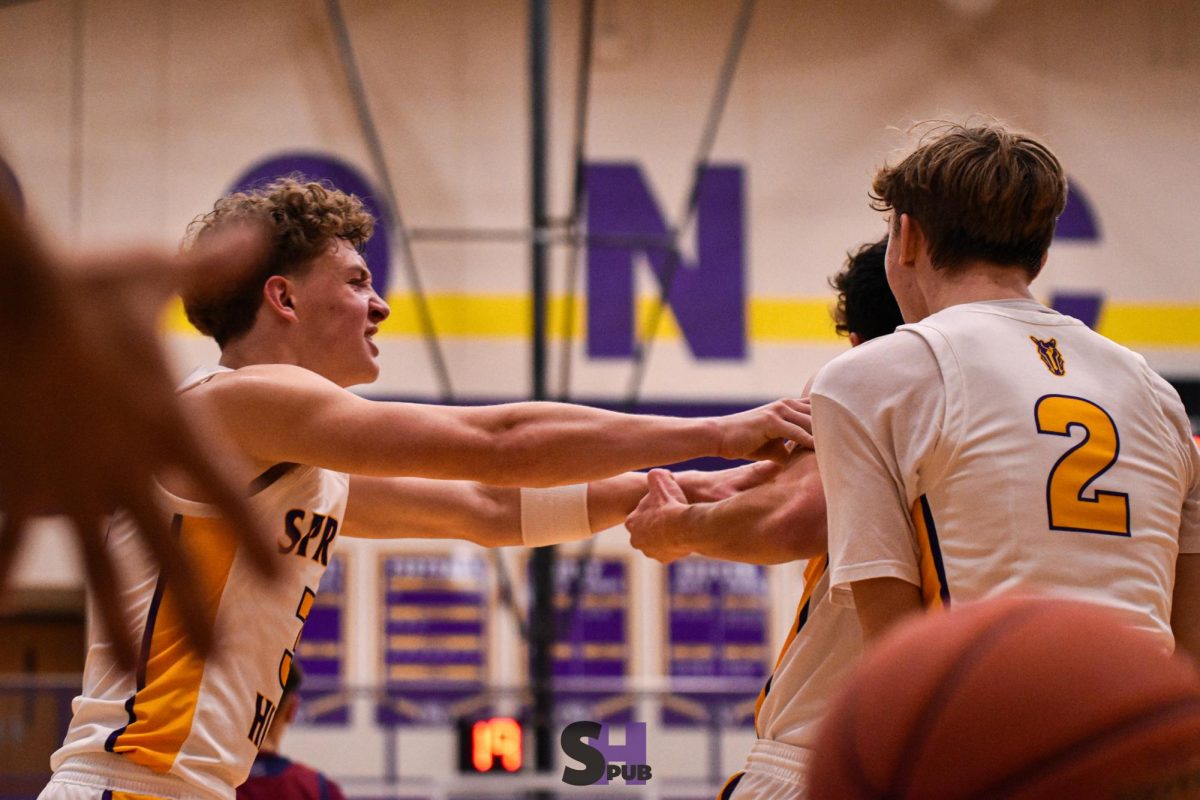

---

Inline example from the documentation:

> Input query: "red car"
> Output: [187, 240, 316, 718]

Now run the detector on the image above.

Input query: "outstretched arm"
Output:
[341, 462, 773, 548]
[199, 365, 812, 487]
[342, 472, 649, 546]
[625, 450, 827, 565]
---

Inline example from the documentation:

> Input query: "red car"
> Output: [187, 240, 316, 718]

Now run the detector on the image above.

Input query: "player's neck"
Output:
[918, 260, 1036, 318]
[219, 330, 302, 371]
[259, 734, 285, 754]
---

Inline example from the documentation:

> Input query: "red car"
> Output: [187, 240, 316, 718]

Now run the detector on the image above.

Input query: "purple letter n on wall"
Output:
[585, 163, 745, 360]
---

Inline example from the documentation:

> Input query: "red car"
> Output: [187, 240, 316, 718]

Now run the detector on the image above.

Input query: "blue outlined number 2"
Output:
[1035, 395, 1131, 536]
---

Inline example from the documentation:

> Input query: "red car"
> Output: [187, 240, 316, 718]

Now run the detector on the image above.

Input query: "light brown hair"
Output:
[182, 176, 375, 347]
[870, 123, 1067, 277]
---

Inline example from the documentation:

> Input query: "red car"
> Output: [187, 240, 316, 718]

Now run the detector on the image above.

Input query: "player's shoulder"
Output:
[813, 329, 935, 395]
[198, 363, 342, 398]
[919, 299, 1079, 332]
[182, 364, 351, 424]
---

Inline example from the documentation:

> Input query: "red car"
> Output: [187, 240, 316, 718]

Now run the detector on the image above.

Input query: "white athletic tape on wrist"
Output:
[520, 484, 591, 548]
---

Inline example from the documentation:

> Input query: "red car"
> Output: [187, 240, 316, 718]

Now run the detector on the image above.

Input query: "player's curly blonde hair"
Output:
[871, 122, 1066, 278]
[182, 176, 375, 347]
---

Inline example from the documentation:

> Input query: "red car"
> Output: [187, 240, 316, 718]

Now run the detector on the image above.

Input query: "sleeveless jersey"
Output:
[50, 366, 350, 800]
[722, 556, 864, 798]
[751, 555, 861, 749]
[815, 300, 1200, 649]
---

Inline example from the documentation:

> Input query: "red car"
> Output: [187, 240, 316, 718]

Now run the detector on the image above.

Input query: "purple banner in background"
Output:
[664, 558, 769, 727]
[376, 553, 489, 726]
[539, 557, 634, 724]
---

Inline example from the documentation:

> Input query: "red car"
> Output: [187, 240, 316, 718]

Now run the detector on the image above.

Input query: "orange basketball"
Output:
[809, 596, 1200, 800]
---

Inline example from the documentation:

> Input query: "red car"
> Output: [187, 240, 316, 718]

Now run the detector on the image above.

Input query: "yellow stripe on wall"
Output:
[1097, 303, 1200, 347]
[165, 294, 1200, 348]
[750, 299, 840, 342]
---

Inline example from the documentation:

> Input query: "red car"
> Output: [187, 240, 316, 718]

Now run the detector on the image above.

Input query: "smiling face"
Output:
[288, 239, 390, 387]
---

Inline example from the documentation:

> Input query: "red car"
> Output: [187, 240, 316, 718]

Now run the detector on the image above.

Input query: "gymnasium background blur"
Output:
[2, 1, 1198, 798]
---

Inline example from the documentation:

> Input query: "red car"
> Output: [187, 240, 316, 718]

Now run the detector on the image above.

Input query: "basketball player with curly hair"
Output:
[40, 177, 810, 800]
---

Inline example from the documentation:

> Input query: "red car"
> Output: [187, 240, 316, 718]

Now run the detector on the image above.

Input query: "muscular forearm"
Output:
[684, 486, 827, 565]
[457, 403, 722, 487]
[344, 472, 649, 547]
[586, 472, 649, 531]
[683, 451, 826, 564]
[627, 452, 828, 565]
[207, 367, 804, 486]
[343, 477, 521, 544]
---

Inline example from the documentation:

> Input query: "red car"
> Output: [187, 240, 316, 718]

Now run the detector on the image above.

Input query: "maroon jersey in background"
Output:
[237, 751, 346, 800]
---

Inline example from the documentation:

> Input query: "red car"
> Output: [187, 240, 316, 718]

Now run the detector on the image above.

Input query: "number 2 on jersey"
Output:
[1035, 395, 1131, 536]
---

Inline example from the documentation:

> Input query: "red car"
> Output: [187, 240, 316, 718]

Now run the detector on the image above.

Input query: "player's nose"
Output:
[369, 291, 390, 323]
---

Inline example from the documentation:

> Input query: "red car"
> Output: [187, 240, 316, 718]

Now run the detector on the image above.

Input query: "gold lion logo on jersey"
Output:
[1030, 336, 1066, 376]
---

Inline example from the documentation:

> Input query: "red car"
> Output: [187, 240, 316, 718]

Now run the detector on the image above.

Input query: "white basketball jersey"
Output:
[50, 366, 349, 800]
[908, 302, 1192, 641]
[821, 301, 1199, 650]
[752, 555, 861, 749]
[721, 558, 864, 798]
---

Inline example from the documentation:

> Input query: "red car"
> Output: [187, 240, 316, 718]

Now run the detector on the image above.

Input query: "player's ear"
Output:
[848, 332, 863, 348]
[898, 214, 923, 267]
[263, 275, 298, 321]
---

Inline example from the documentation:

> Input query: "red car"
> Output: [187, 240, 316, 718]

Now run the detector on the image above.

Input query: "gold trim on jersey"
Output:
[107, 514, 240, 772]
[717, 769, 746, 799]
[752, 554, 828, 736]
[913, 495, 950, 609]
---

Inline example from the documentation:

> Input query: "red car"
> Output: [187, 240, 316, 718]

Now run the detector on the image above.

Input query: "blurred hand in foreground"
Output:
[0, 195, 276, 669]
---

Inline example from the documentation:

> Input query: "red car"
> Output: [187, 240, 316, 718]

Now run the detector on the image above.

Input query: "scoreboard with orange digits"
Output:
[458, 717, 524, 774]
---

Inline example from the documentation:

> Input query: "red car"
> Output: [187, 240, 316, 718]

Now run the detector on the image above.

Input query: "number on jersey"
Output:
[1035, 394, 1131, 536]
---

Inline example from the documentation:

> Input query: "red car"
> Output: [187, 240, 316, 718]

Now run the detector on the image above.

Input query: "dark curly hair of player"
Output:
[829, 237, 904, 342]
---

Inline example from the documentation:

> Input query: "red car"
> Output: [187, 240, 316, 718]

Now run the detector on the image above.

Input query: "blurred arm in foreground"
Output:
[0, 193, 276, 668]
